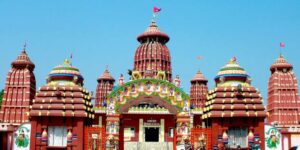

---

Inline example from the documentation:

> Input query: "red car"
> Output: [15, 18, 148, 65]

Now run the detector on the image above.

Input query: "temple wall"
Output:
[30, 117, 85, 150]
[121, 114, 176, 142]
[211, 117, 265, 150]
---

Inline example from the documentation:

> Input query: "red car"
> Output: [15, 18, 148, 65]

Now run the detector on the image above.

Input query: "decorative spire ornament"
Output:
[118, 74, 124, 86]
[23, 42, 27, 51]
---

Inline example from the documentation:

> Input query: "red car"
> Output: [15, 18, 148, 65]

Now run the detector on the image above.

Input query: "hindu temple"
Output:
[0, 11, 299, 150]
[202, 58, 267, 149]
[266, 54, 300, 149]
[0, 47, 36, 150]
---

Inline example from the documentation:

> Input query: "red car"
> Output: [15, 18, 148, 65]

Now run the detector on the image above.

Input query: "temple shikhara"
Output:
[0, 9, 300, 150]
[266, 54, 300, 149]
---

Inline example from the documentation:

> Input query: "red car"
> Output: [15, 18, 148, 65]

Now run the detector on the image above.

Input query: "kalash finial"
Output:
[152, 6, 161, 22]
[64, 59, 70, 65]
[105, 65, 109, 71]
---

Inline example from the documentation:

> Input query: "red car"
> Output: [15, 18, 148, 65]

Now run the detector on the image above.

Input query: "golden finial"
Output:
[64, 59, 70, 65]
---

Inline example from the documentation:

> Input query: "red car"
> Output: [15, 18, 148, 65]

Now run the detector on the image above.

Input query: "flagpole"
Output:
[279, 42, 285, 56]
[197, 56, 204, 72]
[69, 52, 73, 66]
[279, 43, 282, 55]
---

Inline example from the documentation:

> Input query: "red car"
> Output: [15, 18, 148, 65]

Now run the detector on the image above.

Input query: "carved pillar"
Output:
[106, 113, 120, 150]
[176, 115, 191, 146]
[160, 119, 165, 142]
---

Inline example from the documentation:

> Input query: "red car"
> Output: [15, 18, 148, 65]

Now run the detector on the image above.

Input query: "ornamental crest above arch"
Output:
[106, 78, 190, 115]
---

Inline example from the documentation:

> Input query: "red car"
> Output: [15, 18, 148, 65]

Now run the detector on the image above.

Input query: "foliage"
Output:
[0, 89, 3, 108]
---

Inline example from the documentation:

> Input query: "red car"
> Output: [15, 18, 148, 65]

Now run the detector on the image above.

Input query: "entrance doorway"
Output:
[145, 127, 159, 142]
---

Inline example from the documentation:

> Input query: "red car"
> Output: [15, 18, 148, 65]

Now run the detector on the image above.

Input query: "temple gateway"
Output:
[0, 14, 299, 150]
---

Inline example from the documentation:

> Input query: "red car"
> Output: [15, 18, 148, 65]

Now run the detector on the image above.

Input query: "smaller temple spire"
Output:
[191, 70, 207, 82]
[97, 67, 115, 81]
[11, 44, 35, 70]
[270, 54, 293, 71]
[95, 67, 115, 107]
[190, 70, 208, 109]
[118, 74, 124, 86]
[174, 75, 181, 87]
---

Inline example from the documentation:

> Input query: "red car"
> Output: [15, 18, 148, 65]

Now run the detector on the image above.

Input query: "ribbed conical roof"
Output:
[137, 20, 169, 43]
[134, 19, 173, 82]
[191, 70, 207, 82]
[270, 54, 293, 71]
[12, 50, 35, 69]
[97, 69, 115, 81]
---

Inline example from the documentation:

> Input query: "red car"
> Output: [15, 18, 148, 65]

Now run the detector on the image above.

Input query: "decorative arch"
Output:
[106, 78, 190, 114]
[118, 95, 179, 114]
[105, 78, 193, 148]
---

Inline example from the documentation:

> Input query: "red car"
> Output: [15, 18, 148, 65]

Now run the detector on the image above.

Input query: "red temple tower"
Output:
[202, 58, 266, 149]
[134, 20, 172, 82]
[0, 48, 36, 149]
[266, 54, 300, 149]
[95, 69, 115, 107]
[190, 70, 208, 109]
[30, 59, 94, 149]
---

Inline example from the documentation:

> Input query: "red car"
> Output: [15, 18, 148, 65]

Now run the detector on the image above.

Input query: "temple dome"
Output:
[47, 59, 84, 86]
[11, 50, 35, 70]
[191, 70, 207, 82]
[270, 54, 293, 71]
[215, 57, 251, 86]
[134, 20, 172, 81]
[137, 20, 169, 44]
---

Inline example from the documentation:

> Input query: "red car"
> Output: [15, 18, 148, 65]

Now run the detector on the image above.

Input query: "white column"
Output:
[139, 119, 143, 142]
[99, 116, 102, 127]
[160, 119, 165, 142]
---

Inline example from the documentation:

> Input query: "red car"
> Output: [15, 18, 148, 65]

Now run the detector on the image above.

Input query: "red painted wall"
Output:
[30, 117, 85, 150]
[210, 117, 265, 150]
[121, 114, 176, 142]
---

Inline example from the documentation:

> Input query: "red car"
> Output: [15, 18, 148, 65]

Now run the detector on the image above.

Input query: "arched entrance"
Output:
[105, 79, 192, 150]
[119, 95, 178, 150]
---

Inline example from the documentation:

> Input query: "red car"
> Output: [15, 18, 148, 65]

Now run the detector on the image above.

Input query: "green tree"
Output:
[0, 89, 3, 108]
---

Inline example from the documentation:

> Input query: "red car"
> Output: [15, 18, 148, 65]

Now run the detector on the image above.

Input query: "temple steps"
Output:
[124, 142, 173, 150]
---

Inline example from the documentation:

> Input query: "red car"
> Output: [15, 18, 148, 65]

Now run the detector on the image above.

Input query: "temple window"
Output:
[48, 126, 67, 146]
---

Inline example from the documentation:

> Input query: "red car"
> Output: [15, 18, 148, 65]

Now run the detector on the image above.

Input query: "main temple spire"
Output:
[133, 10, 172, 81]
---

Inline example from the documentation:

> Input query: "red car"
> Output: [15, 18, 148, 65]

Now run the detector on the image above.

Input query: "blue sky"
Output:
[0, 1, 300, 103]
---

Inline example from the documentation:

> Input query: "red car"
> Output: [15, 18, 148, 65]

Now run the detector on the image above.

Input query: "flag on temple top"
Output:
[153, 7, 161, 13]
[233, 56, 237, 62]
[197, 56, 204, 60]
[280, 42, 285, 48]
[70, 53, 73, 59]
